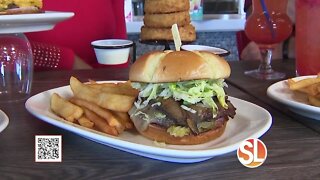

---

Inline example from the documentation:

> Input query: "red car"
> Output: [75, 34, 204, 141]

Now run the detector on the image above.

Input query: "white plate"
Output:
[25, 81, 272, 163]
[0, 109, 9, 133]
[181, 45, 230, 56]
[0, 11, 74, 34]
[267, 75, 320, 120]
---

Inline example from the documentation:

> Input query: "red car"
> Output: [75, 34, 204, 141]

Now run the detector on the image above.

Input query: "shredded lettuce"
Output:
[131, 79, 228, 116]
[132, 79, 228, 113]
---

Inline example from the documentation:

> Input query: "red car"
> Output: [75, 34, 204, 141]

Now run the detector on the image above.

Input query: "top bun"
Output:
[129, 50, 231, 83]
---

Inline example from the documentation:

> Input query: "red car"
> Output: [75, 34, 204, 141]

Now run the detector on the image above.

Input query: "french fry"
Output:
[70, 76, 135, 112]
[50, 76, 137, 137]
[294, 84, 320, 95]
[50, 93, 83, 122]
[87, 82, 118, 88]
[116, 81, 139, 96]
[77, 116, 94, 128]
[87, 80, 138, 96]
[82, 108, 119, 136]
[69, 97, 125, 133]
[305, 83, 320, 96]
[288, 77, 320, 90]
[287, 78, 296, 86]
[88, 79, 99, 84]
[288, 76, 320, 107]
[112, 111, 134, 129]
[308, 95, 320, 107]
[87, 80, 134, 90]
[87, 83, 138, 97]
[295, 87, 310, 94]
[287, 79, 308, 93]
[118, 81, 136, 89]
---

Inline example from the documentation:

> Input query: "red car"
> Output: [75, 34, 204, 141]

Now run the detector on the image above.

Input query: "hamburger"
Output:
[0, 0, 43, 15]
[128, 50, 236, 145]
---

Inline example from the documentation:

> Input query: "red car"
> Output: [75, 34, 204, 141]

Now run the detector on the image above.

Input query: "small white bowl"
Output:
[181, 45, 230, 56]
[91, 39, 134, 65]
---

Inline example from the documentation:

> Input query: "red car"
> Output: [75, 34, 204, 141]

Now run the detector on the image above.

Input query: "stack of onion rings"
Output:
[141, 0, 196, 42]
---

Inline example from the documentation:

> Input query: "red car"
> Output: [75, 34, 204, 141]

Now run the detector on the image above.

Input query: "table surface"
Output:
[0, 60, 319, 179]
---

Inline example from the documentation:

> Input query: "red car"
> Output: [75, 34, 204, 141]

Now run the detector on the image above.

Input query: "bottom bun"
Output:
[137, 119, 227, 145]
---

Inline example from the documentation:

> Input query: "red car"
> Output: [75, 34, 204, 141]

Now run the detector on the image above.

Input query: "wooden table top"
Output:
[0, 60, 319, 179]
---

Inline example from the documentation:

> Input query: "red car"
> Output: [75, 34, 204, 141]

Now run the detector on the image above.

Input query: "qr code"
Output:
[35, 135, 62, 162]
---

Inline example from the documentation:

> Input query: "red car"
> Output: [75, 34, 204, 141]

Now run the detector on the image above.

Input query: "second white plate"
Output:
[267, 75, 320, 120]
[0, 109, 9, 133]
[0, 11, 74, 34]
[25, 81, 272, 163]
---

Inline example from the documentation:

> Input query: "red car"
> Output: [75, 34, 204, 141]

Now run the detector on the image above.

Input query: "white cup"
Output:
[91, 39, 135, 65]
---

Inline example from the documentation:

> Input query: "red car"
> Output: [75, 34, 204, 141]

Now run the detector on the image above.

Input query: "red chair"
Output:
[236, 0, 252, 60]
[236, 31, 251, 60]
[26, 0, 128, 71]
[31, 41, 75, 71]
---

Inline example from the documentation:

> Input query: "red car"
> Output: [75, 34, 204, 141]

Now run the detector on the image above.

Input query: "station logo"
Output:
[237, 138, 267, 168]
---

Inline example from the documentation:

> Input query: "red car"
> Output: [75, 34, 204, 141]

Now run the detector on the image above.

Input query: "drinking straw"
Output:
[260, 0, 275, 38]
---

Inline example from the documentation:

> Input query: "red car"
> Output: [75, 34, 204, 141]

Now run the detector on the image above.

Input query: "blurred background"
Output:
[126, 0, 295, 62]
[127, 0, 245, 61]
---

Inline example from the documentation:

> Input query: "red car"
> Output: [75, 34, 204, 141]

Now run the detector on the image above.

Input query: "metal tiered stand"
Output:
[140, 40, 194, 50]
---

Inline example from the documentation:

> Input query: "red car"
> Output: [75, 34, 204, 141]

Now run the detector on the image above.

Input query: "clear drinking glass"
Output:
[244, 0, 293, 80]
[0, 33, 33, 102]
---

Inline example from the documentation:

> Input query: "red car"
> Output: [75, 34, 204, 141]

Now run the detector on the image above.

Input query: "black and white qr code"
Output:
[35, 135, 62, 162]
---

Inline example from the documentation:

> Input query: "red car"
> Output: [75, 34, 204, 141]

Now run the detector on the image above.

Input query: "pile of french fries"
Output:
[50, 76, 139, 136]
[287, 73, 320, 107]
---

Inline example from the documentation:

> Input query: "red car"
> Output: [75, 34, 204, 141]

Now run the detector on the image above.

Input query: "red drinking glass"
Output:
[296, 0, 320, 76]
[244, 0, 293, 80]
